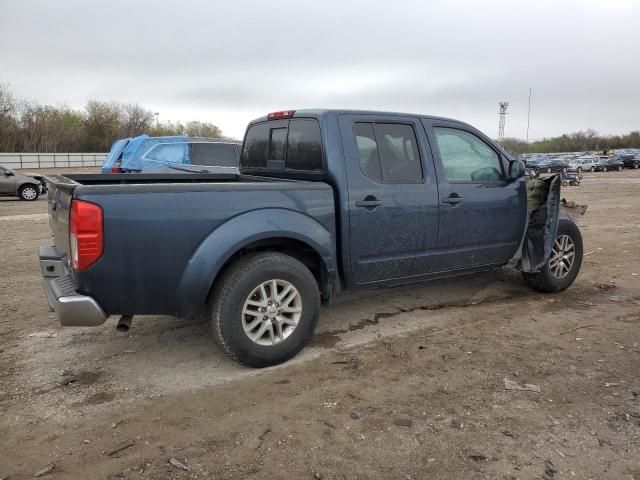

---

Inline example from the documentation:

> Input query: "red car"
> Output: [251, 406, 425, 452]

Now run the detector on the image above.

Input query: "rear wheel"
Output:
[209, 252, 320, 367]
[18, 184, 39, 201]
[522, 219, 583, 293]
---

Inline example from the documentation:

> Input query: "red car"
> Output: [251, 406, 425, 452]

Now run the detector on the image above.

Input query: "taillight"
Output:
[267, 110, 295, 120]
[111, 167, 122, 173]
[69, 199, 103, 271]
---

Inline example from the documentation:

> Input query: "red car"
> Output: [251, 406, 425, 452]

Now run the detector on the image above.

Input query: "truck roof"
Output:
[247, 109, 464, 126]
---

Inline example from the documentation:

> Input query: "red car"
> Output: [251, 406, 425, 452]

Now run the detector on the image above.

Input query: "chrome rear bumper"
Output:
[39, 245, 107, 327]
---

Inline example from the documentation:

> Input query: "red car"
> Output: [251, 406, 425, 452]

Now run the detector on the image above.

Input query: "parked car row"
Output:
[525, 150, 639, 174]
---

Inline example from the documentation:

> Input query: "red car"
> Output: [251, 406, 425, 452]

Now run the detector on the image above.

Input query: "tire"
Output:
[209, 251, 320, 367]
[603, 167, 607, 172]
[547, 168, 552, 173]
[634, 163, 639, 169]
[577, 167, 582, 174]
[590, 166, 595, 172]
[522, 219, 583, 293]
[18, 184, 39, 201]
[562, 181, 568, 186]
[617, 165, 622, 171]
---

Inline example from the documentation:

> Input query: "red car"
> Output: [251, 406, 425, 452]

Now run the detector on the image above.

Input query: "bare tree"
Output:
[122, 103, 154, 137]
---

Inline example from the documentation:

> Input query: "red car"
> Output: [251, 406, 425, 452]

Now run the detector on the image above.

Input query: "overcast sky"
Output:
[1, 0, 639, 140]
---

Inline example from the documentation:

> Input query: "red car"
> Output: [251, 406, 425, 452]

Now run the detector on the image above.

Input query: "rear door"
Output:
[423, 119, 527, 271]
[338, 114, 440, 284]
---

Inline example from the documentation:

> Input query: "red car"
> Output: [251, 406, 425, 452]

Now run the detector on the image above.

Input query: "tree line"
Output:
[501, 128, 640, 155]
[0, 84, 224, 153]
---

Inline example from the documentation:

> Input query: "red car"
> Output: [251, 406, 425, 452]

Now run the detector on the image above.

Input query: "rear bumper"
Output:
[39, 245, 107, 326]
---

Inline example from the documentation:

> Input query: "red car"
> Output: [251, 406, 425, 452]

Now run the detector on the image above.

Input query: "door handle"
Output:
[441, 194, 464, 205]
[355, 195, 382, 209]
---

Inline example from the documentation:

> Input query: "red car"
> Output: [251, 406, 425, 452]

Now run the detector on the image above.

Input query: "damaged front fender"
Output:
[515, 175, 587, 273]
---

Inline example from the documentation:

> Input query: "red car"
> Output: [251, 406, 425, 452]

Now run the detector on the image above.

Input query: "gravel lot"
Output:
[1, 170, 639, 479]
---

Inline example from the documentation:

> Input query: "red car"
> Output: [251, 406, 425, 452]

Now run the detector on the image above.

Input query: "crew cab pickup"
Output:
[39, 109, 584, 367]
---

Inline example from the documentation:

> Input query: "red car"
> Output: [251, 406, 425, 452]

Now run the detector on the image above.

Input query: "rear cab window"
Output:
[241, 118, 323, 174]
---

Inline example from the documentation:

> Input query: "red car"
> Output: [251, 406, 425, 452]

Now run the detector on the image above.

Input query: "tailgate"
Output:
[43, 174, 78, 259]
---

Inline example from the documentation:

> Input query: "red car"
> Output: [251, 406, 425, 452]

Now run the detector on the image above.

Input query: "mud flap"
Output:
[518, 175, 561, 272]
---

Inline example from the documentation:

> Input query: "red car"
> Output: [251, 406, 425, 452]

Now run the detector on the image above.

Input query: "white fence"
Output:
[0, 152, 107, 170]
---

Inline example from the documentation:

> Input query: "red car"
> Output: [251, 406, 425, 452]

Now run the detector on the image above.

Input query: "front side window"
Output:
[353, 122, 423, 184]
[145, 143, 188, 164]
[434, 127, 504, 182]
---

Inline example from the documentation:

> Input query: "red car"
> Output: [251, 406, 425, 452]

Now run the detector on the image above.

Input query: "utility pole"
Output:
[498, 101, 509, 142]
[526, 88, 532, 143]
[154, 112, 159, 129]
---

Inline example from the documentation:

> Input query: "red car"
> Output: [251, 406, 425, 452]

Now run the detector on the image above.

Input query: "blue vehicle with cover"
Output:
[39, 109, 585, 367]
[100, 135, 240, 173]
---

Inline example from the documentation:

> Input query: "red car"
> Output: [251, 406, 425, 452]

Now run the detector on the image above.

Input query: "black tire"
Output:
[522, 219, 583, 293]
[562, 181, 568, 186]
[603, 167, 607, 172]
[18, 184, 39, 201]
[634, 163, 639, 169]
[209, 252, 320, 367]
[617, 165, 622, 171]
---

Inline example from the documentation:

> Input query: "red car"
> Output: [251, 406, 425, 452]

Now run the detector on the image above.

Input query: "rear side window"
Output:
[434, 127, 504, 182]
[241, 119, 323, 172]
[190, 143, 239, 167]
[353, 122, 423, 183]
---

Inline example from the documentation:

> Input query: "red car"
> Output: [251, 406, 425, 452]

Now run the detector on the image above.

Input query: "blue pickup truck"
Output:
[39, 109, 584, 367]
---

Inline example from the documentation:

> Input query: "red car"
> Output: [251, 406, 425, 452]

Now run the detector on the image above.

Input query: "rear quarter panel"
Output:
[73, 183, 335, 317]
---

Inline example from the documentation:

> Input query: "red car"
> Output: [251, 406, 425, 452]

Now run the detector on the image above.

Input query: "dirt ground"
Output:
[1, 170, 639, 480]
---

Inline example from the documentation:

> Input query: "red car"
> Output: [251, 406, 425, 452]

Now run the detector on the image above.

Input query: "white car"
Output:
[568, 156, 597, 173]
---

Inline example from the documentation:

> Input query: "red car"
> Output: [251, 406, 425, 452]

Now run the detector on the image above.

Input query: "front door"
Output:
[338, 114, 440, 285]
[0, 167, 17, 194]
[423, 120, 527, 271]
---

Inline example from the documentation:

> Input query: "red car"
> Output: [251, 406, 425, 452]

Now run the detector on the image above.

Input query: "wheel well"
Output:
[215, 237, 331, 302]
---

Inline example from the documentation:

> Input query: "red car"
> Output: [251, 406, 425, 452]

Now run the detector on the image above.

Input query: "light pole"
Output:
[154, 112, 159, 129]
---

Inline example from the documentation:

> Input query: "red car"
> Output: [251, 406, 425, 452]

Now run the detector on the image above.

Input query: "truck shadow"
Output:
[20, 268, 532, 413]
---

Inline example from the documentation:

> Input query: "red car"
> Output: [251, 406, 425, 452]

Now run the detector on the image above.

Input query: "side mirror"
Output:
[4, 171, 14, 176]
[508, 160, 526, 180]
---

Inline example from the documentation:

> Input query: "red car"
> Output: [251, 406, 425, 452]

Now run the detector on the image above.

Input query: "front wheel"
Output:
[634, 163, 639, 169]
[603, 167, 607, 172]
[590, 166, 595, 172]
[209, 252, 320, 367]
[522, 219, 583, 293]
[617, 165, 622, 171]
[18, 184, 39, 201]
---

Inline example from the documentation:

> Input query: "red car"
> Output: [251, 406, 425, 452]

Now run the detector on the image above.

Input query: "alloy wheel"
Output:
[549, 234, 575, 279]
[241, 279, 302, 346]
